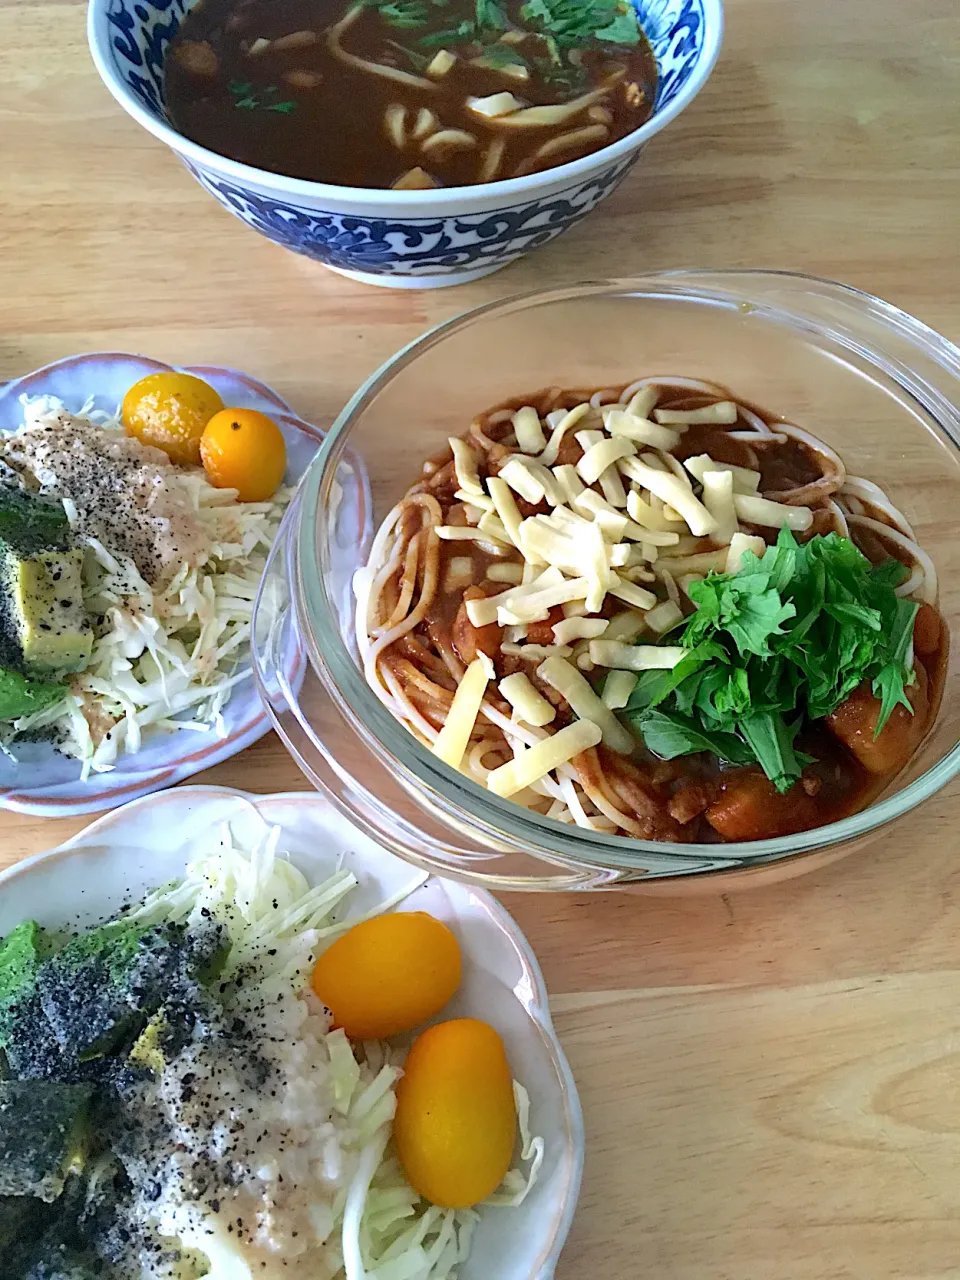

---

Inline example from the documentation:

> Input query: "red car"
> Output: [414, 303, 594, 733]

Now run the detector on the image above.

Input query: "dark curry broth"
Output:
[165, 0, 657, 188]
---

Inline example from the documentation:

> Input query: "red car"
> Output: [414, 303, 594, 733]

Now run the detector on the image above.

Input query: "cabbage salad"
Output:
[0, 393, 291, 776]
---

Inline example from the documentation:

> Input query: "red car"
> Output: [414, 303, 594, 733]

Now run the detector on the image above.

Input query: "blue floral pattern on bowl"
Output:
[95, 0, 718, 282]
[183, 154, 641, 276]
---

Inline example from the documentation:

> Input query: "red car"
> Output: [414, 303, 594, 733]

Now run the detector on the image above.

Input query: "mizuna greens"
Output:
[623, 529, 920, 793]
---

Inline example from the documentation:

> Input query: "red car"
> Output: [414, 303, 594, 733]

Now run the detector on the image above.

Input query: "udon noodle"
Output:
[355, 378, 943, 843]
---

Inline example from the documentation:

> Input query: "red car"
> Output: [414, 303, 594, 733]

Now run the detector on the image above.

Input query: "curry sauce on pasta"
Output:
[355, 379, 946, 843]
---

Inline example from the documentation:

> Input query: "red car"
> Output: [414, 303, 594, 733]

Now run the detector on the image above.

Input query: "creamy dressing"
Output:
[0, 412, 208, 586]
[121, 978, 359, 1278]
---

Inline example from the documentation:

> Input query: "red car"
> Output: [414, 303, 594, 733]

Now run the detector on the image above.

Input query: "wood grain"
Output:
[2, 0, 960, 1274]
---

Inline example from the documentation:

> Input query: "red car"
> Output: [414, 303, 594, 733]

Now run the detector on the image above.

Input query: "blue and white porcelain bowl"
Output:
[88, 0, 723, 288]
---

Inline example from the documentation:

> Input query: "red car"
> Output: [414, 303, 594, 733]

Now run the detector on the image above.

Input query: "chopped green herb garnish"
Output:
[532, 52, 588, 90]
[475, 0, 509, 31]
[471, 41, 528, 70]
[228, 82, 297, 113]
[593, 8, 642, 44]
[519, 0, 641, 47]
[378, 0, 432, 26]
[417, 17, 476, 45]
[622, 529, 920, 793]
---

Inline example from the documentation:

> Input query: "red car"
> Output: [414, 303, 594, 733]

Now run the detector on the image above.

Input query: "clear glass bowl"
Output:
[251, 272, 960, 890]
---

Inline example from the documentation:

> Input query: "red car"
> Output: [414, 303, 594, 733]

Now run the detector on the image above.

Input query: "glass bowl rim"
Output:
[295, 270, 960, 875]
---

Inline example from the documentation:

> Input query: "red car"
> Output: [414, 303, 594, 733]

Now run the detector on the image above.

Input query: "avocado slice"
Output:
[0, 668, 66, 722]
[0, 486, 71, 557]
[36, 919, 226, 1064]
[0, 1080, 93, 1202]
[0, 540, 92, 679]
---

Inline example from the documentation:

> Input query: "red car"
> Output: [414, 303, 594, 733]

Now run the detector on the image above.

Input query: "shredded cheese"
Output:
[498, 457, 546, 504]
[486, 561, 525, 584]
[431, 653, 494, 768]
[654, 550, 729, 575]
[552, 616, 608, 645]
[486, 475, 526, 552]
[477, 511, 514, 546]
[551, 464, 585, 505]
[465, 566, 564, 626]
[512, 406, 546, 454]
[537, 656, 634, 754]
[619, 458, 718, 537]
[701, 469, 738, 545]
[498, 672, 555, 726]
[498, 576, 591, 625]
[643, 599, 684, 634]
[487, 719, 602, 797]
[501, 642, 573, 660]
[602, 610, 647, 644]
[449, 437, 484, 496]
[467, 90, 524, 116]
[455, 489, 494, 514]
[572, 489, 628, 541]
[683, 454, 760, 493]
[654, 402, 738, 425]
[427, 48, 456, 76]
[602, 408, 681, 451]
[537, 403, 592, 467]
[598, 464, 628, 509]
[625, 490, 675, 532]
[576, 436, 636, 485]
[525, 460, 563, 506]
[435, 524, 508, 547]
[609, 578, 657, 610]
[624, 386, 659, 419]
[589, 641, 689, 670]
[601, 669, 638, 709]
[734, 494, 814, 531]
[725, 531, 767, 573]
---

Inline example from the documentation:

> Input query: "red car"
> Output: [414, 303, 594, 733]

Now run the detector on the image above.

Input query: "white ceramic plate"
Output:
[0, 354, 322, 817]
[0, 785, 584, 1279]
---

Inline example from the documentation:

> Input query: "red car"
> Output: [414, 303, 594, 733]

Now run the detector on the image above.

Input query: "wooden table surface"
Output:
[3, 0, 960, 1275]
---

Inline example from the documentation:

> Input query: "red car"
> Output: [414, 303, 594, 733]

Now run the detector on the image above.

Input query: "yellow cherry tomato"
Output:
[199, 407, 287, 502]
[122, 371, 224, 466]
[394, 1018, 517, 1208]
[311, 912, 461, 1042]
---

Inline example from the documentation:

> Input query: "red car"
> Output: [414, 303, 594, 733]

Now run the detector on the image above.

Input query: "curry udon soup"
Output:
[355, 379, 947, 845]
[165, 0, 657, 188]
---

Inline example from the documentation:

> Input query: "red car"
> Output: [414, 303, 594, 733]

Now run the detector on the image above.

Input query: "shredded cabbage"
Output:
[129, 806, 541, 1279]
[2, 395, 291, 777]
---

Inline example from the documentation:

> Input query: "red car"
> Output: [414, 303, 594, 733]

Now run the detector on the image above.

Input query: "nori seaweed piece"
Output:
[19, 1233, 105, 1280]
[36, 919, 228, 1063]
[0, 923, 62, 1081]
[0, 1192, 44, 1252]
[0, 994, 73, 1083]
[0, 1080, 92, 1202]
[0, 922, 53, 1037]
